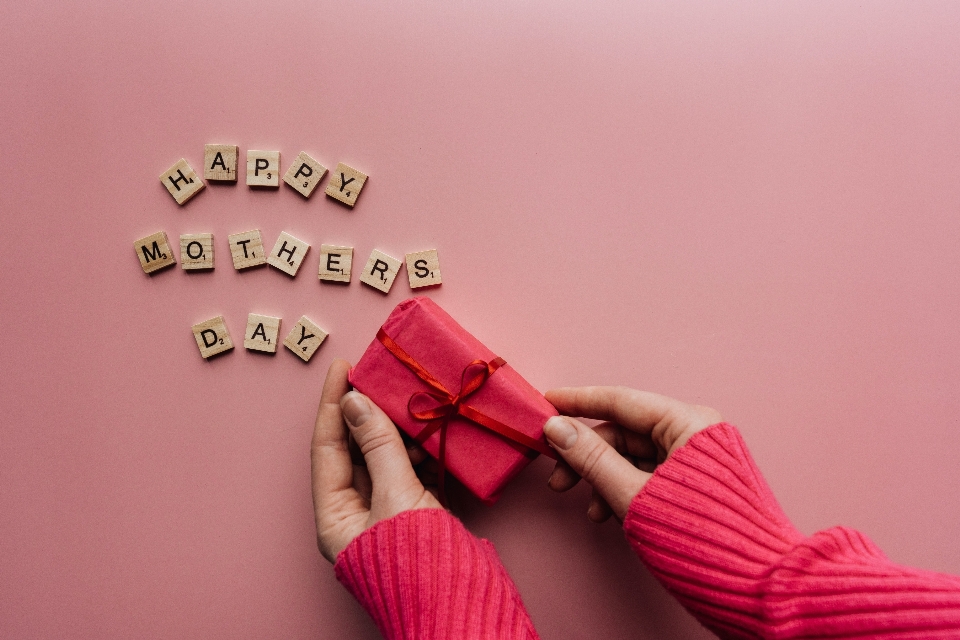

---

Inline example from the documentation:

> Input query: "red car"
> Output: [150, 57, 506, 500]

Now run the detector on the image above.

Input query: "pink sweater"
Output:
[334, 423, 960, 638]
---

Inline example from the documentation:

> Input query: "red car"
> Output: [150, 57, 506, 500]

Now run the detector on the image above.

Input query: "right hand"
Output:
[543, 386, 722, 523]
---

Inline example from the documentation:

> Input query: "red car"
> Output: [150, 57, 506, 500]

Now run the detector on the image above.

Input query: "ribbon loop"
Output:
[376, 328, 555, 504]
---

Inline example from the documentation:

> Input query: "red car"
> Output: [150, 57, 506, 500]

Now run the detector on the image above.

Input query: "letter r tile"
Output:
[359, 249, 402, 294]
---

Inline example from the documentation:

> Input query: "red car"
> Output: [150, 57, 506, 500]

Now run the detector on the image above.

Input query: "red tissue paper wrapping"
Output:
[349, 297, 558, 505]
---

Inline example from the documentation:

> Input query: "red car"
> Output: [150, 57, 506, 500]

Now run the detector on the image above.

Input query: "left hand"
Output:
[311, 359, 443, 563]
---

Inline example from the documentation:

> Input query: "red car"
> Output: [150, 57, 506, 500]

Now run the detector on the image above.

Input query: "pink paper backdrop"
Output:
[3, 2, 960, 638]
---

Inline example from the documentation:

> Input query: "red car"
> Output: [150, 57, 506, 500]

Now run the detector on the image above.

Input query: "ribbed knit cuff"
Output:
[624, 423, 960, 639]
[335, 509, 539, 640]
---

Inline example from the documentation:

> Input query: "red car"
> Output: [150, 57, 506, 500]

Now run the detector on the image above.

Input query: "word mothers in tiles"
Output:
[191, 313, 328, 362]
[159, 144, 367, 206]
[134, 230, 442, 295]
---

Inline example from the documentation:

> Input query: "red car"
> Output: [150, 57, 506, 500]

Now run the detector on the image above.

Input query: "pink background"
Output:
[3, 2, 960, 638]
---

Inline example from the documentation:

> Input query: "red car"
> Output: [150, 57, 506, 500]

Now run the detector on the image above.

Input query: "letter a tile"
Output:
[324, 162, 368, 207]
[204, 144, 239, 182]
[283, 316, 328, 362]
[192, 316, 234, 359]
[160, 158, 205, 205]
[267, 231, 310, 276]
[283, 151, 327, 198]
[244, 314, 281, 353]
[134, 231, 177, 274]
[359, 249, 402, 293]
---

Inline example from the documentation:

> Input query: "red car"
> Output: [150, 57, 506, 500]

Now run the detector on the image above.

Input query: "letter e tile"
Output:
[318, 245, 353, 283]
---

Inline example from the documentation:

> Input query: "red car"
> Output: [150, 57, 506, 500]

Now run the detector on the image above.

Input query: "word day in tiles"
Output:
[136, 144, 442, 361]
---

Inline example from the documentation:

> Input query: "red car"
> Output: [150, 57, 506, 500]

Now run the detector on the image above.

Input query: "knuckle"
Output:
[578, 440, 614, 485]
[354, 426, 398, 457]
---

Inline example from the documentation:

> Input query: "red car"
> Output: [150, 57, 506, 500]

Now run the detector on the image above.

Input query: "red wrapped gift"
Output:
[349, 297, 557, 505]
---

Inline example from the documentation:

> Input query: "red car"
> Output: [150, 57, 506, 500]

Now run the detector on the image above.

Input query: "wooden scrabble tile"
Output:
[244, 313, 281, 353]
[192, 316, 234, 359]
[160, 158, 205, 205]
[134, 231, 176, 274]
[359, 249, 402, 293]
[228, 230, 266, 270]
[318, 245, 353, 283]
[267, 231, 310, 276]
[246, 150, 281, 187]
[180, 233, 214, 270]
[324, 162, 368, 207]
[405, 249, 442, 289]
[204, 144, 238, 182]
[283, 316, 328, 362]
[283, 151, 327, 198]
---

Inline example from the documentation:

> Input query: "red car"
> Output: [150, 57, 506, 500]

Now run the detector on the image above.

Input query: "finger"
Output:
[340, 391, 424, 498]
[592, 422, 658, 459]
[542, 415, 649, 519]
[406, 441, 428, 466]
[353, 465, 372, 504]
[587, 490, 614, 523]
[546, 386, 681, 434]
[548, 423, 655, 492]
[547, 457, 581, 492]
[312, 359, 357, 511]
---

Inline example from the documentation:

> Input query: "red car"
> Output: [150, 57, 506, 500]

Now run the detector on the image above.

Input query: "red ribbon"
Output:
[377, 328, 556, 503]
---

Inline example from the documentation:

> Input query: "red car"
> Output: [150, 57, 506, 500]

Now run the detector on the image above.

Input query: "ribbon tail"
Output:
[436, 424, 447, 507]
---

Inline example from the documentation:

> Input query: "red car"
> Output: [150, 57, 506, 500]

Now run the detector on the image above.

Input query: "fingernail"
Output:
[340, 392, 371, 428]
[543, 416, 578, 449]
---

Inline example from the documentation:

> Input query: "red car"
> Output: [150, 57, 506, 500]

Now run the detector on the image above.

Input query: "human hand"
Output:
[312, 358, 442, 563]
[543, 386, 721, 523]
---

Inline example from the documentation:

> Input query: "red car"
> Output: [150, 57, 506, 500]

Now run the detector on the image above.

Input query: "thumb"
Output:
[340, 391, 423, 501]
[543, 416, 649, 519]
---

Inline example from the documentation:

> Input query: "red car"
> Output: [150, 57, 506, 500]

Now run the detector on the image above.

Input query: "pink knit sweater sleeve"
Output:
[334, 509, 539, 640]
[624, 422, 960, 638]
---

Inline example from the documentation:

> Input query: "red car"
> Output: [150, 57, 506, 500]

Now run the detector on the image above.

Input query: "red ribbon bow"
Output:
[377, 328, 556, 504]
